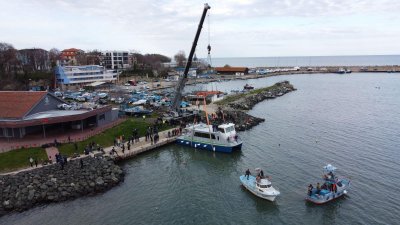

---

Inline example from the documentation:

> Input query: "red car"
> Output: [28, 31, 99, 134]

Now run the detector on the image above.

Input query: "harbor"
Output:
[1, 0, 400, 224]
[1, 73, 399, 224]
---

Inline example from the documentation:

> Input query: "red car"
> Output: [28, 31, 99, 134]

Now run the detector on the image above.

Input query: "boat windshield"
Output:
[225, 126, 234, 133]
[260, 184, 271, 188]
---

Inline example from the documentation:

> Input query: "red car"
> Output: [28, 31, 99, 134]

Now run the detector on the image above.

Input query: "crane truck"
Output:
[170, 3, 211, 115]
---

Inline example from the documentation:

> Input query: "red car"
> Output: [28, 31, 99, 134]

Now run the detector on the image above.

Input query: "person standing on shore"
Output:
[29, 157, 33, 167]
[34, 158, 38, 167]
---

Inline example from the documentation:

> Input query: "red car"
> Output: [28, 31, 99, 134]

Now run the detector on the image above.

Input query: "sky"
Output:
[0, 0, 399, 58]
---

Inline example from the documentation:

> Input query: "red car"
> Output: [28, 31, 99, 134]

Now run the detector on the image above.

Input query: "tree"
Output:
[86, 50, 102, 65]
[174, 50, 186, 67]
[0, 42, 19, 78]
[75, 51, 87, 65]
[49, 48, 61, 67]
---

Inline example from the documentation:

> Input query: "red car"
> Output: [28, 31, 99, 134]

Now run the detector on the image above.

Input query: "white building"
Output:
[102, 51, 130, 69]
[55, 65, 118, 87]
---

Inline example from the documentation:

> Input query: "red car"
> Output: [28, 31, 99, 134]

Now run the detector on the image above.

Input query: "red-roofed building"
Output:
[0, 91, 117, 139]
[61, 48, 84, 65]
[215, 67, 249, 75]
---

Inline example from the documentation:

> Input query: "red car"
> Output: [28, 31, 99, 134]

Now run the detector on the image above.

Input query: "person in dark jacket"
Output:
[245, 169, 251, 180]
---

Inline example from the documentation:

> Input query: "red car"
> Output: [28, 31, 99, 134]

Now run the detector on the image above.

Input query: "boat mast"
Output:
[202, 95, 215, 151]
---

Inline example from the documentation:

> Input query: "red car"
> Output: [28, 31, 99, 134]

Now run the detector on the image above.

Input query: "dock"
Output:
[102, 128, 178, 161]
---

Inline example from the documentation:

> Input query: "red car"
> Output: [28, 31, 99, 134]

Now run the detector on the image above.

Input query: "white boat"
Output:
[176, 122, 242, 153]
[240, 171, 280, 201]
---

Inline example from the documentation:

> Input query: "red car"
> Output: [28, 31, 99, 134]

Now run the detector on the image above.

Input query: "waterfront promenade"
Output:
[1, 128, 178, 175]
[0, 119, 126, 153]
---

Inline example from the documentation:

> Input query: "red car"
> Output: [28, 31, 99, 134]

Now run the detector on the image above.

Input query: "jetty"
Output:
[102, 128, 178, 161]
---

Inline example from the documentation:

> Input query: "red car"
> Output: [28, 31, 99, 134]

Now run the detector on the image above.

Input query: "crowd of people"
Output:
[308, 173, 339, 196]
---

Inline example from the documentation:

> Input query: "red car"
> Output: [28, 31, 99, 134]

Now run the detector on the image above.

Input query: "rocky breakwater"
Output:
[216, 81, 296, 131]
[228, 81, 296, 111]
[0, 157, 124, 217]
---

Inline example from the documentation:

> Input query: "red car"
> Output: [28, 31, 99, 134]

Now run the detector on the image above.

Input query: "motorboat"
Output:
[240, 169, 280, 201]
[305, 164, 350, 204]
[337, 68, 346, 74]
[176, 122, 242, 153]
[123, 106, 152, 116]
[244, 84, 254, 90]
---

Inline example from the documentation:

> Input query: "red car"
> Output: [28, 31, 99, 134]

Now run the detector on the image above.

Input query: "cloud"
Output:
[0, 0, 399, 57]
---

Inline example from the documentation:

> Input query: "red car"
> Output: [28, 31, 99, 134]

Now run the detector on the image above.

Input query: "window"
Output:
[217, 127, 225, 133]
[194, 132, 216, 139]
[225, 126, 234, 133]
[99, 114, 105, 120]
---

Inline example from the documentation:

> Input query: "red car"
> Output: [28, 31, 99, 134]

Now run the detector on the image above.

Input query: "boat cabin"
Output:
[217, 123, 236, 135]
[185, 123, 238, 143]
[256, 178, 272, 189]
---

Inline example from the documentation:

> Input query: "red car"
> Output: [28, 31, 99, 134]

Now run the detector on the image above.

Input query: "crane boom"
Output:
[171, 3, 211, 112]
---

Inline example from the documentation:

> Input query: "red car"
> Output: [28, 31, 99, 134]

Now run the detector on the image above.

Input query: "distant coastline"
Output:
[210, 55, 400, 67]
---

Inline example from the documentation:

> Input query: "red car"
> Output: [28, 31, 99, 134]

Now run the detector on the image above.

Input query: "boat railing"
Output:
[226, 135, 241, 144]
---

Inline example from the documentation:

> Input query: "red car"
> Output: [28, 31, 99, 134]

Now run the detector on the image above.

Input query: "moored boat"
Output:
[244, 84, 254, 90]
[176, 122, 242, 153]
[123, 106, 153, 116]
[337, 68, 346, 74]
[305, 164, 350, 204]
[240, 168, 280, 201]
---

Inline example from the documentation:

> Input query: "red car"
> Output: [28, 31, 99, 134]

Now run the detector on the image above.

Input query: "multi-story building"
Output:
[61, 48, 84, 65]
[102, 51, 130, 69]
[55, 65, 118, 87]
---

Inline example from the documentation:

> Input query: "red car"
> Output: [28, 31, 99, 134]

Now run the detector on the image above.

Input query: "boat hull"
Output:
[240, 175, 280, 202]
[176, 138, 242, 153]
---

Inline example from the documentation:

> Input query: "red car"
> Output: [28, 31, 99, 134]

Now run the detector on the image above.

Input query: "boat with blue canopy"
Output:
[305, 164, 350, 204]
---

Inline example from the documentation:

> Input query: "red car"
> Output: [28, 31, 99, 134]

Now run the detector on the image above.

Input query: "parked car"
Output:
[54, 91, 63, 97]
[57, 103, 71, 110]
[99, 99, 108, 105]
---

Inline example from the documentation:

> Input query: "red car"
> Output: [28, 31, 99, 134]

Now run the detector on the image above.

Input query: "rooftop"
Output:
[214, 67, 248, 72]
[0, 91, 47, 119]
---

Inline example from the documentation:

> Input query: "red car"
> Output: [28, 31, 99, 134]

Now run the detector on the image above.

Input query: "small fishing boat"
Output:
[244, 84, 254, 90]
[240, 168, 280, 201]
[176, 122, 242, 153]
[123, 106, 152, 116]
[337, 68, 346, 74]
[305, 164, 350, 204]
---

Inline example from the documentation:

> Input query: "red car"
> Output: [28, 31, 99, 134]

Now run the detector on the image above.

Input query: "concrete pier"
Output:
[102, 128, 178, 161]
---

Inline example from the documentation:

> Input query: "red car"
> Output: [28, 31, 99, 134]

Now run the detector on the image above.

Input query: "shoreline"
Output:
[0, 157, 124, 217]
[0, 82, 296, 217]
[213, 81, 296, 131]
[142, 66, 397, 92]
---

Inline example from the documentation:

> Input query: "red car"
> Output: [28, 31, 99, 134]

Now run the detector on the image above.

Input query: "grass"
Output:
[57, 117, 173, 157]
[215, 84, 278, 106]
[0, 117, 173, 173]
[0, 147, 48, 172]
